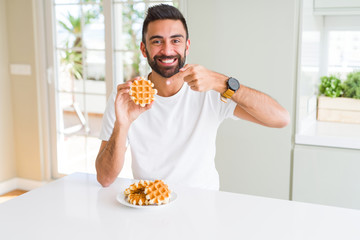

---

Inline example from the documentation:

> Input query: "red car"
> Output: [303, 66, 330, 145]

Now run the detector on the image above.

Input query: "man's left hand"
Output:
[177, 64, 228, 93]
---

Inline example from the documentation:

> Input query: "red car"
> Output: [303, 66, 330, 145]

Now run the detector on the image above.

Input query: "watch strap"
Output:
[220, 89, 235, 103]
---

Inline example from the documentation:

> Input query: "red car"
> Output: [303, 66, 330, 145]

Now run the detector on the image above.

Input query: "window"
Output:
[53, 0, 106, 176]
[327, 31, 360, 79]
[295, 0, 360, 149]
[47, 0, 181, 178]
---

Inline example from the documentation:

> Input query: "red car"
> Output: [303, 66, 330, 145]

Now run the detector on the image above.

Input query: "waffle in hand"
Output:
[144, 180, 171, 205]
[129, 77, 157, 107]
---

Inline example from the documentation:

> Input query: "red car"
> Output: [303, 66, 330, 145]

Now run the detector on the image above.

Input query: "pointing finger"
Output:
[179, 64, 191, 72]
[176, 64, 194, 80]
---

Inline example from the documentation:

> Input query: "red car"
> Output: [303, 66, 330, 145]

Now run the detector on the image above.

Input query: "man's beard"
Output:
[145, 48, 186, 78]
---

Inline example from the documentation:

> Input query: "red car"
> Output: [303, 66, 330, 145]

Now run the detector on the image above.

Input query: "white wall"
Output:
[5, 0, 42, 181]
[186, 0, 299, 199]
[0, 0, 16, 182]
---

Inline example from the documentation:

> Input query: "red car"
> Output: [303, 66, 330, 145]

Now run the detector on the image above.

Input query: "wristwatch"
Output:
[221, 77, 240, 103]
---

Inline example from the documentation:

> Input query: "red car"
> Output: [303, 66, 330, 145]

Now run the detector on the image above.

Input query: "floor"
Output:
[58, 111, 103, 175]
[0, 189, 27, 204]
[63, 111, 103, 138]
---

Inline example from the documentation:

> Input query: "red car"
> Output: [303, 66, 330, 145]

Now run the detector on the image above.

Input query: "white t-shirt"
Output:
[100, 82, 238, 190]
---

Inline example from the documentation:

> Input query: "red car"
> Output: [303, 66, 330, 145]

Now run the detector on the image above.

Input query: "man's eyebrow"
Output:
[149, 34, 184, 41]
[170, 34, 184, 38]
[149, 35, 163, 41]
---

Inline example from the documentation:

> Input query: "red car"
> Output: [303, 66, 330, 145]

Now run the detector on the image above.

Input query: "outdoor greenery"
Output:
[58, 5, 101, 81]
[58, 2, 145, 82]
[122, 4, 143, 80]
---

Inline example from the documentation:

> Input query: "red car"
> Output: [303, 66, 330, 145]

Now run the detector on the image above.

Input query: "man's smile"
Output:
[157, 57, 178, 66]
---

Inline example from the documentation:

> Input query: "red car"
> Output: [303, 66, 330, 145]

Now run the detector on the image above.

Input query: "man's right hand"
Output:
[115, 77, 153, 128]
[95, 77, 154, 187]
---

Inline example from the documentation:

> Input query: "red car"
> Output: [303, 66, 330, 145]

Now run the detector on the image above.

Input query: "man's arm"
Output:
[95, 123, 129, 187]
[179, 64, 290, 128]
[230, 85, 289, 128]
[96, 78, 152, 187]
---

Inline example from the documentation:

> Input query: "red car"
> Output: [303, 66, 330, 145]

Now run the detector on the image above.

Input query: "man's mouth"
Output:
[148, 51, 185, 78]
[157, 57, 177, 65]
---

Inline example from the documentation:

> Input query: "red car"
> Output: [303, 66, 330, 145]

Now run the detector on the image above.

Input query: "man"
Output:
[96, 4, 289, 190]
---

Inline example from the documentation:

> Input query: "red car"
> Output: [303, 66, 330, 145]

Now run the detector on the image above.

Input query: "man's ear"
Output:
[140, 42, 147, 57]
[185, 39, 190, 55]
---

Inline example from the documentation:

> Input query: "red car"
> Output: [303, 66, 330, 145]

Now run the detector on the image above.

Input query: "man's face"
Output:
[141, 19, 190, 78]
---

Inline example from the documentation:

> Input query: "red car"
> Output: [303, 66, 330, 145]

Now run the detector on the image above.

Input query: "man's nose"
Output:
[161, 41, 173, 56]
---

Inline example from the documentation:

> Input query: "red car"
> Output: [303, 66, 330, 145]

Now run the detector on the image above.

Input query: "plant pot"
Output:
[317, 96, 360, 124]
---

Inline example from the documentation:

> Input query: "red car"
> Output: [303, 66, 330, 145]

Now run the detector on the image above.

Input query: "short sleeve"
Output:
[207, 90, 239, 122]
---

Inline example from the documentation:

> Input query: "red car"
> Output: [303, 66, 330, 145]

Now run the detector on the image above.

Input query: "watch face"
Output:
[228, 78, 240, 91]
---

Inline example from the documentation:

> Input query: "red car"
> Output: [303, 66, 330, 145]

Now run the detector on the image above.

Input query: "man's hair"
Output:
[142, 4, 189, 44]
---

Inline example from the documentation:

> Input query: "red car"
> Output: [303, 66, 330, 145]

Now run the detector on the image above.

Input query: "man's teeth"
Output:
[160, 59, 175, 63]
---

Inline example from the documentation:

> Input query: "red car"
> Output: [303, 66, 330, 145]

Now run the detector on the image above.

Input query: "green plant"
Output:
[58, 5, 101, 81]
[342, 71, 360, 99]
[122, 4, 144, 80]
[319, 75, 343, 98]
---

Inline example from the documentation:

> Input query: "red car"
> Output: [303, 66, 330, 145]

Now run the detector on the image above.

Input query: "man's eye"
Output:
[152, 40, 161, 44]
[173, 39, 181, 43]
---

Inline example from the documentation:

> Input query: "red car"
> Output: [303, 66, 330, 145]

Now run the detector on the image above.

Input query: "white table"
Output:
[0, 173, 360, 240]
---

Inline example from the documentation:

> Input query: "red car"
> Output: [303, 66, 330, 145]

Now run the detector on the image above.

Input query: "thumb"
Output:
[179, 64, 191, 72]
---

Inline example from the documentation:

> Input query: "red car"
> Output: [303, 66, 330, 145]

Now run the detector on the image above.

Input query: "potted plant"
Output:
[317, 72, 360, 124]
[342, 71, 360, 99]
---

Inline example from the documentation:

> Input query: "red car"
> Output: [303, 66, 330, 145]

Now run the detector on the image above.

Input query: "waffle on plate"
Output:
[124, 180, 171, 206]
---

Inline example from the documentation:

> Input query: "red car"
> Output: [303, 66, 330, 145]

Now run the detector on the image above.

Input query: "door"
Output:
[44, 0, 181, 179]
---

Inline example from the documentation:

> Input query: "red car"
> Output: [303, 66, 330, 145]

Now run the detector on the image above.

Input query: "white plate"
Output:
[116, 191, 177, 209]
